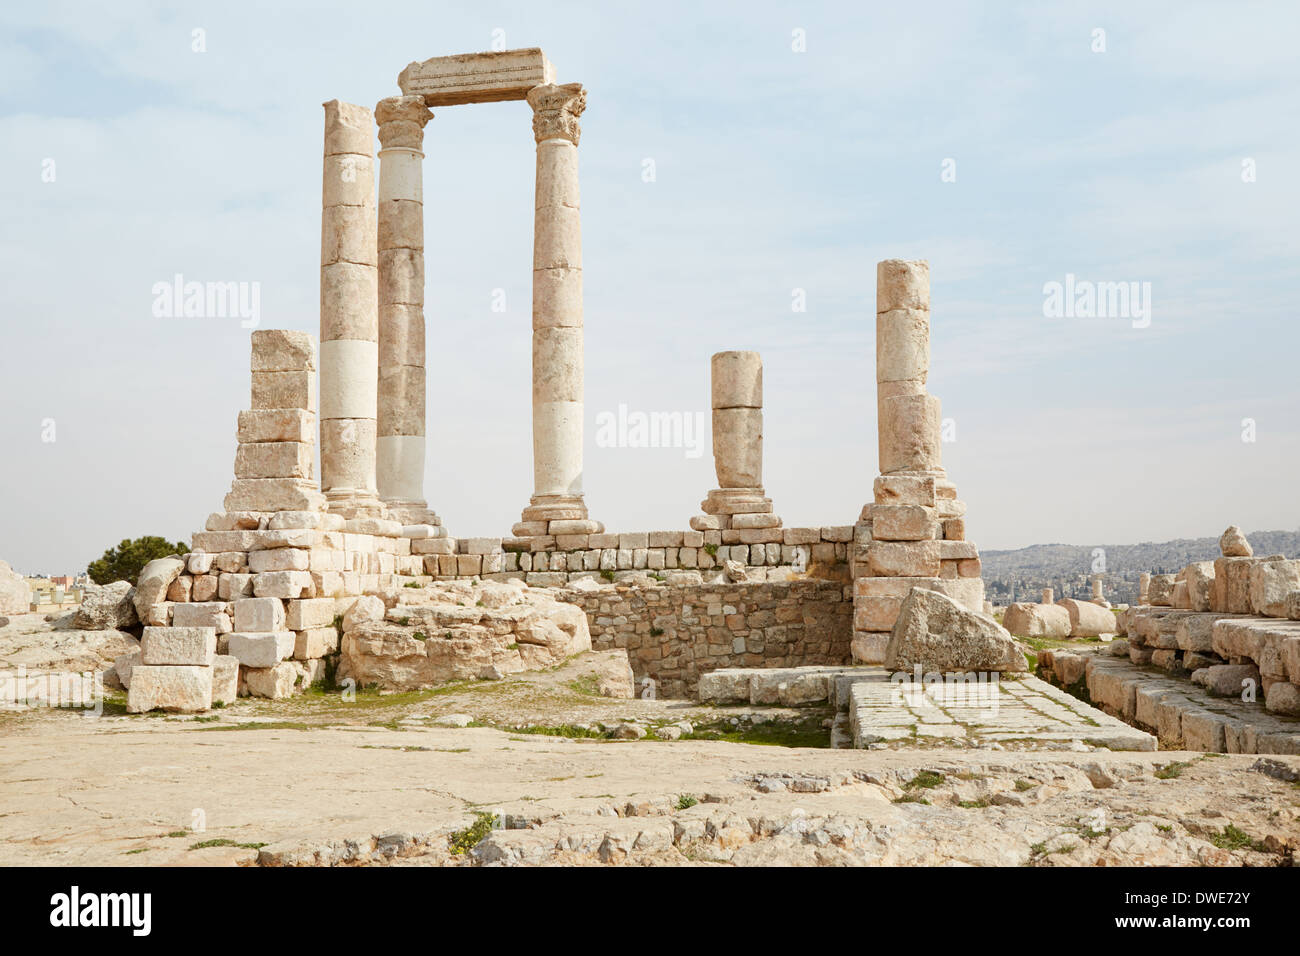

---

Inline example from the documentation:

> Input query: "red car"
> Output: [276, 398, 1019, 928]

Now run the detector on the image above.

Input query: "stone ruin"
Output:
[121, 48, 993, 713]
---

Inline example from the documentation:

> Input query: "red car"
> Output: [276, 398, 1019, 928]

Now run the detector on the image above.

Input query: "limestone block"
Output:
[876, 308, 929, 384]
[166, 575, 192, 603]
[377, 198, 423, 251]
[378, 303, 426, 368]
[170, 602, 230, 633]
[244, 661, 301, 699]
[867, 540, 941, 577]
[532, 327, 583, 404]
[322, 261, 381, 339]
[710, 351, 762, 409]
[877, 259, 929, 313]
[294, 627, 339, 660]
[191, 575, 220, 603]
[880, 397, 942, 478]
[1266, 682, 1300, 716]
[140, 626, 217, 666]
[323, 203, 380, 266]
[235, 441, 313, 480]
[1057, 598, 1118, 637]
[532, 265, 583, 329]
[874, 475, 937, 507]
[248, 548, 311, 573]
[132, 557, 186, 618]
[533, 202, 582, 271]
[186, 552, 214, 576]
[1001, 602, 1071, 639]
[1249, 558, 1300, 618]
[397, 48, 555, 106]
[251, 370, 317, 412]
[320, 339, 379, 419]
[224, 479, 325, 514]
[226, 631, 296, 668]
[218, 574, 255, 601]
[1147, 574, 1176, 607]
[286, 597, 336, 631]
[851, 632, 890, 664]
[376, 249, 423, 309]
[251, 329, 317, 372]
[1212, 558, 1254, 613]
[870, 504, 938, 541]
[885, 588, 1025, 673]
[127, 665, 213, 713]
[212, 655, 239, 706]
[233, 597, 286, 633]
[712, 407, 763, 488]
[252, 571, 312, 600]
[1184, 561, 1214, 612]
[730, 513, 781, 530]
[1219, 525, 1252, 557]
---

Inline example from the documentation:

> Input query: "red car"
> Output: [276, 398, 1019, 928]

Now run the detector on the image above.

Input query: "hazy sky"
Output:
[2, 1, 1298, 574]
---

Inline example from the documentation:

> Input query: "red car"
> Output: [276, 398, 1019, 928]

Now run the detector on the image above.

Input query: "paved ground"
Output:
[1, 656, 1296, 866]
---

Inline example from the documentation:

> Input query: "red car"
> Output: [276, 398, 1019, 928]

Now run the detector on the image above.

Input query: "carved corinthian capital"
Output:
[527, 82, 586, 145]
[375, 95, 432, 150]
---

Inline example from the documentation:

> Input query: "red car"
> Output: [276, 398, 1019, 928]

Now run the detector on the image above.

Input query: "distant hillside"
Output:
[980, 529, 1300, 606]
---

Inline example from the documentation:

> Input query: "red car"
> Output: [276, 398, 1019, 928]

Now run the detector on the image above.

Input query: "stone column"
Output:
[1042, 587, 1054, 605]
[876, 259, 943, 476]
[320, 100, 384, 518]
[375, 95, 440, 528]
[514, 83, 602, 537]
[691, 351, 779, 531]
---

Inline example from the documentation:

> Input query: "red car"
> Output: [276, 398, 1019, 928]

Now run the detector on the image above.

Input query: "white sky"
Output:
[2, 1, 1298, 574]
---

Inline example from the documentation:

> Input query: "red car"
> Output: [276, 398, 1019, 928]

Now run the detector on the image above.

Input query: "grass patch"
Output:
[507, 723, 609, 739]
[188, 838, 267, 851]
[893, 793, 930, 805]
[566, 674, 602, 697]
[675, 794, 699, 810]
[957, 799, 989, 809]
[904, 770, 945, 791]
[194, 720, 315, 732]
[1015, 779, 1035, 792]
[1210, 825, 1264, 851]
[449, 812, 498, 855]
[1155, 760, 1194, 780]
[683, 712, 831, 749]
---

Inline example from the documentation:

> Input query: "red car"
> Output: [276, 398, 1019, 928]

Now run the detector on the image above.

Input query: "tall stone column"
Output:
[375, 94, 440, 528]
[319, 100, 384, 518]
[690, 351, 780, 531]
[514, 82, 602, 537]
[851, 259, 983, 664]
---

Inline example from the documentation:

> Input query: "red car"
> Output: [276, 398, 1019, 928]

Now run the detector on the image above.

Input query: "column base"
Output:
[325, 489, 386, 520]
[381, 499, 442, 528]
[691, 488, 780, 531]
[513, 494, 603, 537]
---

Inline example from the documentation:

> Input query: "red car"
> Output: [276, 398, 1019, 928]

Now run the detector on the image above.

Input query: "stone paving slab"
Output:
[844, 668, 1155, 751]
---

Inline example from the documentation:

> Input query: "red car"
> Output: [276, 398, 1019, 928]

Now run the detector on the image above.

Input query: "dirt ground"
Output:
[1, 649, 1297, 866]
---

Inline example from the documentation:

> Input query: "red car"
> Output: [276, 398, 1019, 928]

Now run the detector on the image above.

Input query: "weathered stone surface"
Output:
[338, 581, 591, 690]
[1249, 558, 1300, 618]
[126, 665, 212, 713]
[212, 654, 239, 705]
[1191, 663, 1259, 697]
[0, 561, 32, 615]
[140, 626, 216, 666]
[1057, 598, 1118, 637]
[1147, 574, 1176, 607]
[1002, 602, 1071, 639]
[226, 631, 295, 668]
[1184, 561, 1215, 612]
[132, 557, 185, 618]
[1265, 681, 1300, 716]
[885, 588, 1027, 673]
[244, 661, 302, 699]
[1219, 525, 1252, 557]
[74, 581, 138, 630]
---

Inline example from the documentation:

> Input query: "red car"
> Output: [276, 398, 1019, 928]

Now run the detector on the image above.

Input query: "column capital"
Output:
[375, 95, 432, 150]
[527, 82, 586, 145]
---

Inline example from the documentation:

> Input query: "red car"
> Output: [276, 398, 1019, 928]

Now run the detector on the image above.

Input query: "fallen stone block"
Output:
[127, 665, 213, 713]
[140, 626, 217, 666]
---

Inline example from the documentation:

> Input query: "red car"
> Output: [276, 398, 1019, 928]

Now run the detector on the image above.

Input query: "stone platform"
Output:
[696, 664, 1154, 751]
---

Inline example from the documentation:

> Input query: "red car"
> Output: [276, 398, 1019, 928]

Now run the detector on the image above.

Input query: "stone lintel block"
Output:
[251, 369, 317, 413]
[126, 665, 213, 713]
[251, 329, 317, 373]
[238, 408, 316, 445]
[874, 474, 937, 507]
[398, 48, 556, 106]
[227, 631, 296, 668]
[140, 626, 217, 666]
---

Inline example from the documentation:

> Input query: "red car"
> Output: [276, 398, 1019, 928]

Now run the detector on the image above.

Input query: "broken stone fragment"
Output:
[885, 587, 1027, 673]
